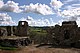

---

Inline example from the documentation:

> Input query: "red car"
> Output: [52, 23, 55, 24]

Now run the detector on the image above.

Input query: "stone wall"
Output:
[49, 21, 80, 46]
[16, 21, 28, 36]
[0, 28, 7, 36]
[0, 21, 28, 36]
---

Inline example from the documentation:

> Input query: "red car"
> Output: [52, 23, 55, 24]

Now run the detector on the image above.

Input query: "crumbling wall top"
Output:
[62, 21, 77, 26]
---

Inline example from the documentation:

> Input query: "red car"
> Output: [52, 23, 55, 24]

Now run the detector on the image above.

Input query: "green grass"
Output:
[0, 46, 18, 50]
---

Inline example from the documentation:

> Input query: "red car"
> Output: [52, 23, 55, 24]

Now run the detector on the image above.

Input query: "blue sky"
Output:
[0, 0, 80, 26]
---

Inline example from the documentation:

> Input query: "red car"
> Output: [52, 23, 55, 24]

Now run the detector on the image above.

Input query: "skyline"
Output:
[0, 0, 80, 26]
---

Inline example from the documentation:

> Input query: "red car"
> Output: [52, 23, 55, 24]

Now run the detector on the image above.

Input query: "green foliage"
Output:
[29, 27, 53, 44]
[29, 27, 47, 34]
[29, 27, 48, 39]
[0, 46, 18, 50]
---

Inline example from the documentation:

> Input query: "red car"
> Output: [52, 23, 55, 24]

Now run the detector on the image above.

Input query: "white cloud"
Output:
[63, 6, 75, 10]
[27, 16, 34, 21]
[19, 16, 34, 25]
[21, 3, 54, 15]
[76, 17, 80, 27]
[0, 1, 22, 13]
[19, 16, 56, 26]
[53, 0, 80, 26]
[0, 0, 4, 8]
[59, 8, 80, 21]
[0, 0, 53, 15]
[63, 3, 80, 10]
[50, 0, 80, 26]
[72, 4, 80, 7]
[63, 0, 73, 4]
[50, 0, 63, 9]
[0, 13, 15, 25]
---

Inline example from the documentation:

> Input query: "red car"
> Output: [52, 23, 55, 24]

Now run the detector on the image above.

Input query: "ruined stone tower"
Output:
[16, 21, 28, 36]
[52, 21, 80, 46]
[60, 21, 78, 41]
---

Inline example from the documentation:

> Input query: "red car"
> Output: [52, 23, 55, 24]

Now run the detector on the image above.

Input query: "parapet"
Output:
[62, 21, 77, 26]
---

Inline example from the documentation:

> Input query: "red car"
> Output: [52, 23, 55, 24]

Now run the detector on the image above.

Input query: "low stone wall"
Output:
[0, 38, 31, 47]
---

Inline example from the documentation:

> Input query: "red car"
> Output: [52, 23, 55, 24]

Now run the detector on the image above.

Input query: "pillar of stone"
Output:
[6, 26, 14, 36]
[11, 26, 14, 36]
[17, 21, 28, 36]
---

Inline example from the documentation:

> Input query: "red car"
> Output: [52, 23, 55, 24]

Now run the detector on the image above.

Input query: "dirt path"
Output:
[0, 45, 80, 53]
